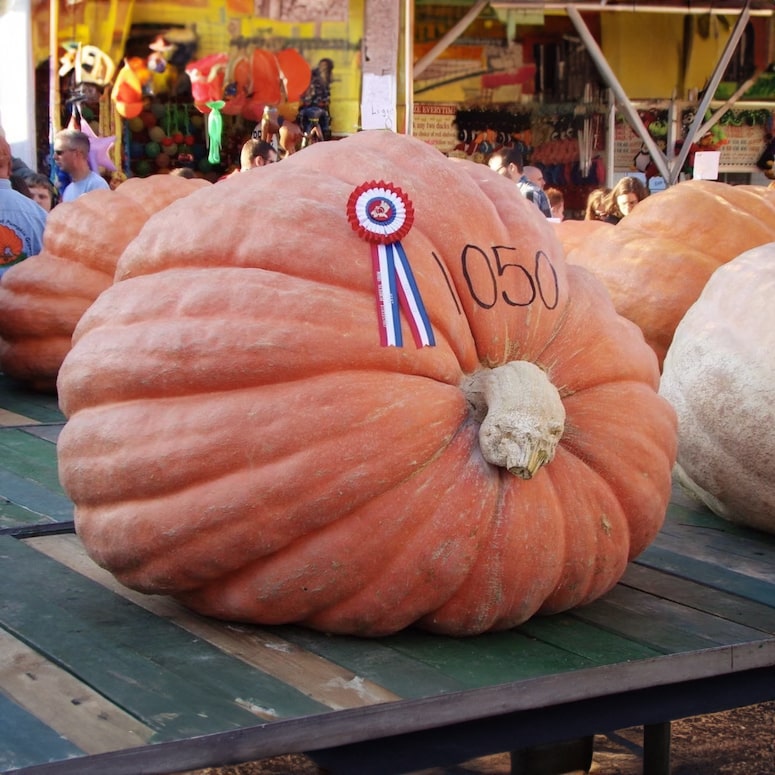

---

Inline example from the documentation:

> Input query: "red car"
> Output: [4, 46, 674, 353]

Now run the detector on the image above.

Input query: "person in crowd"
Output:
[11, 155, 35, 182]
[488, 148, 551, 218]
[522, 165, 545, 189]
[519, 164, 552, 218]
[239, 138, 278, 171]
[605, 176, 648, 223]
[297, 58, 334, 140]
[25, 172, 57, 212]
[0, 132, 47, 277]
[53, 129, 109, 202]
[545, 187, 565, 221]
[170, 167, 196, 179]
[584, 187, 612, 221]
[10, 175, 33, 198]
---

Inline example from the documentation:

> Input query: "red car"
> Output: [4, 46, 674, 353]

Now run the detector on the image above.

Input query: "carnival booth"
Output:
[28, 0, 362, 183]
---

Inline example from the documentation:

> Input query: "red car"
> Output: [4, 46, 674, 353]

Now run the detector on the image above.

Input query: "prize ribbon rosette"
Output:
[346, 181, 435, 348]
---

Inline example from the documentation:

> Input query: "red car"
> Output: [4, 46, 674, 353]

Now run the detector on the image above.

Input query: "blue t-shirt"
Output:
[0, 179, 47, 276]
[61, 171, 109, 202]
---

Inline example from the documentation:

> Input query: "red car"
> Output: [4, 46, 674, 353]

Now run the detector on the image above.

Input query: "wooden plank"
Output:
[0, 693, 83, 771]
[621, 562, 775, 633]
[378, 628, 596, 688]
[0, 468, 73, 522]
[655, 511, 775, 579]
[637, 544, 775, 608]
[27, 533, 402, 710]
[0, 498, 59, 530]
[0, 629, 154, 757]
[0, 409, 40, 427]
[574, 583, 772, 653]
[275, 626, 471, 698]
[0, 428, 63, 493]
[518, 614, 662, 662]
[21, 425, 63, 444]
[0, 535, 330, 739]
[0, 380, 64, 424]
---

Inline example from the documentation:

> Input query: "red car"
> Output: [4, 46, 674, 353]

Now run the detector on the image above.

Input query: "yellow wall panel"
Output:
[601, 14, 732, 100]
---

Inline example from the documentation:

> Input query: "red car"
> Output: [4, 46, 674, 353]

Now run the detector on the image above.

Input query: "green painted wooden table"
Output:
[1, 374, 774, 775]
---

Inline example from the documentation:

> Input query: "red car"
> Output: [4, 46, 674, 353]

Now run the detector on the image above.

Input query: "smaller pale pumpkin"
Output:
[659, 241, 775, 533]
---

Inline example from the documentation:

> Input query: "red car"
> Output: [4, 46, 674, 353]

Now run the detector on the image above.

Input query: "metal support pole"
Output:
[404, 0, 414, 134]
[566, 5, 673, 184]
[670, 2, 751, 180]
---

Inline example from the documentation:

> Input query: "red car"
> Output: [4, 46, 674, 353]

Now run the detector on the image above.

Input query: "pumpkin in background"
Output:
[0, 175, 209, 392]
[659, 242, 775, 534]
[565, 180, 775, 369]
[552, 218, 612, 255]
[57, 130, 677, 637]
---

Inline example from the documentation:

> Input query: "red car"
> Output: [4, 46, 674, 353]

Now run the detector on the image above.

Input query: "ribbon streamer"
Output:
[347, 181, 435, 348]
[371, 240, 434, 348]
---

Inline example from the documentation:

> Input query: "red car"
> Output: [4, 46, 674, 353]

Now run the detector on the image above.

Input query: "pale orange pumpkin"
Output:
[552, 218, 613, 255]
[566, 180, 775, 369]
[660, 241, 775, 534]
[0, 175, 209, 392]
[57, 131, 676, 637]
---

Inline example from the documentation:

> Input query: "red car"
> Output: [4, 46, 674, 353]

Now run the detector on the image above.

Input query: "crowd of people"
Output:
[487, 144, 648, 224]
[0, 121, 296, 278]
[2, 118, 654, 281]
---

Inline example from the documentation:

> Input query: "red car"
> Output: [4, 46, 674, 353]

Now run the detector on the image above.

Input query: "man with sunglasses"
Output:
[53, 129, 109, 202]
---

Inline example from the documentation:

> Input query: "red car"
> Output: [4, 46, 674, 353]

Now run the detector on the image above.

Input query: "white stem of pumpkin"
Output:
[462, 361, 565, 479]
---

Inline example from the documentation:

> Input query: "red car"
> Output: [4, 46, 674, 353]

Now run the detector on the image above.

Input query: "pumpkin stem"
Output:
[462, 361, 565, 479]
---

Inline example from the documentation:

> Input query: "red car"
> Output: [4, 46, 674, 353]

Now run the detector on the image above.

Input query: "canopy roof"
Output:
[489, 1, 773, 12]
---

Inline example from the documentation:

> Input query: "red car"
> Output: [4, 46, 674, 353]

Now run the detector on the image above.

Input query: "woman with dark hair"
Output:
[605, 176, 648, 223]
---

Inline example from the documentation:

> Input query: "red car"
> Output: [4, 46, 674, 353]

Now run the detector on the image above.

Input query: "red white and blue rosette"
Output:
[346, 181, 435, 348]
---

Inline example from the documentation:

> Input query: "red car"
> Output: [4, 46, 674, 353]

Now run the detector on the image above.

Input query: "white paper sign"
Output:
[361, 72, 396, 131]
[693, 151, 721, 180]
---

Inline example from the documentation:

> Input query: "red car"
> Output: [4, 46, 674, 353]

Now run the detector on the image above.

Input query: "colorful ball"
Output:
[128, 116, 145, 133]
[144, 141, 161, 158]
[140, 111, 157, 129]
[135, 159, 153, 177]
[148, 126, 167, 143]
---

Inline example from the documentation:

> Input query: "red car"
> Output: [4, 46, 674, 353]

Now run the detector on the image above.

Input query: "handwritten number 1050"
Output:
[458, 245, 559, 311]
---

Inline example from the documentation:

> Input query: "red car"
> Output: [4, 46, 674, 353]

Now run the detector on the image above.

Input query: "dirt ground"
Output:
[187, 701, 775, 774]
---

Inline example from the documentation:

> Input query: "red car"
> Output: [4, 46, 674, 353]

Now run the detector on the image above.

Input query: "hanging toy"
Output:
[205, 100, 225, 164]
[111, 58, 148, 119]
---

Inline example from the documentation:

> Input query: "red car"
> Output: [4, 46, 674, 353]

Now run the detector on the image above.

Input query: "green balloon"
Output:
[144, 141, 161, 158]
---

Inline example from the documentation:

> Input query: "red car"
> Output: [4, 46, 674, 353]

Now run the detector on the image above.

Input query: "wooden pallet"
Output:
[1, 373, 774, 775]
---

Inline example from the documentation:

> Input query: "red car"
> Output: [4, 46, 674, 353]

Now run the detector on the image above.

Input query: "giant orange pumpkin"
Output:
[0, 175, 209, 392]
[565, 180, 775, 369]
[551, 218, 612, 255]
[57, 131, 677, 637]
